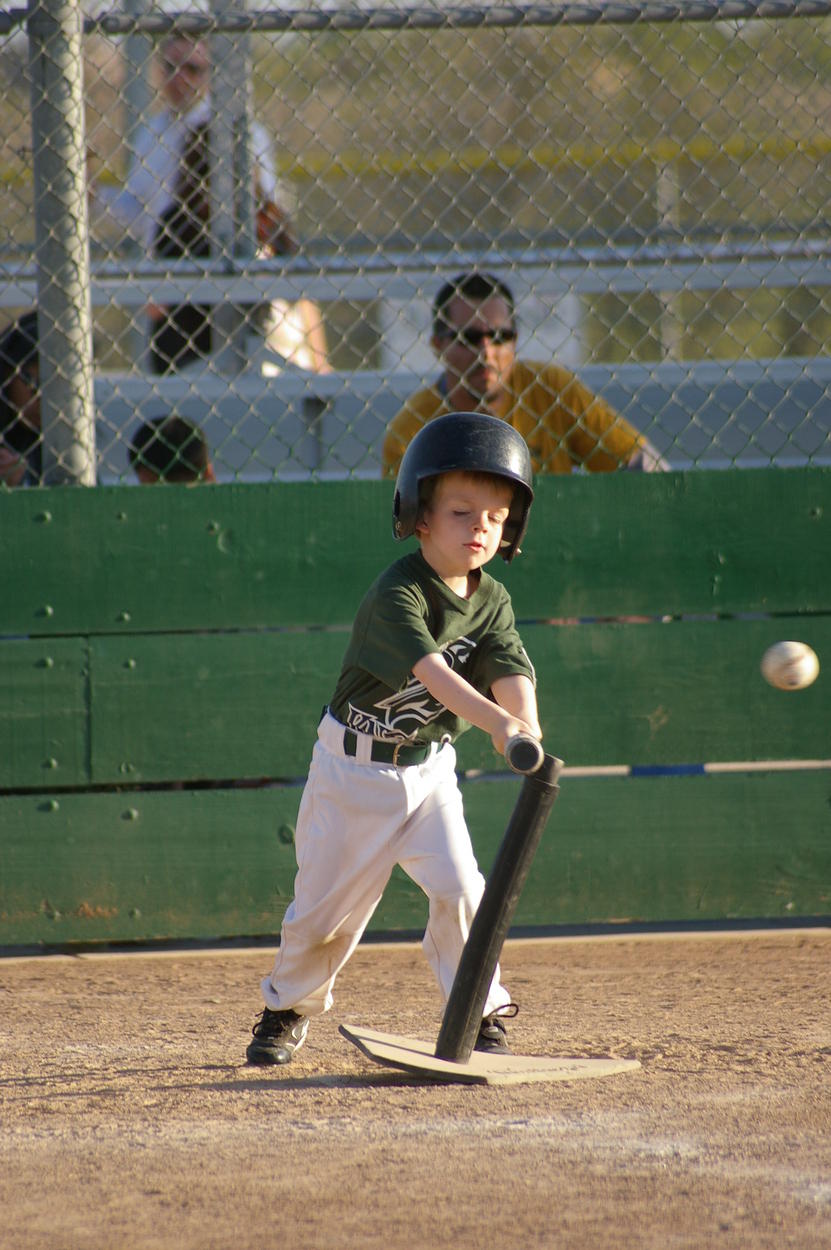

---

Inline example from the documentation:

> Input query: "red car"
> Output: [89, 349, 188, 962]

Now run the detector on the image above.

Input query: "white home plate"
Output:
[339, 1024, 641, 1086]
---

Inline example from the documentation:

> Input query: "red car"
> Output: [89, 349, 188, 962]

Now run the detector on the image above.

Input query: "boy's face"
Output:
[416, 471, 513, 584]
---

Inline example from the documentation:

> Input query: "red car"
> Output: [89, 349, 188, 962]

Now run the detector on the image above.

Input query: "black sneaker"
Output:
[246, 1007, 309, 1066]
[475, 1005, 518, 1055]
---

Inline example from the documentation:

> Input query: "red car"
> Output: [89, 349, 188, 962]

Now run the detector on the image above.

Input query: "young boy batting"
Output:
[246, 411, 541, 1064]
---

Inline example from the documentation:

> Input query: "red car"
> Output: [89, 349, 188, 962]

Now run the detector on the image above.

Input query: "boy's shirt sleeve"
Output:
[352, 580, 439, 690]
[464, 586, 536, 692]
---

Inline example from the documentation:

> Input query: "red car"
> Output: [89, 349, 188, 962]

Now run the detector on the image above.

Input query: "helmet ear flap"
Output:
[391, 412, 534, 562]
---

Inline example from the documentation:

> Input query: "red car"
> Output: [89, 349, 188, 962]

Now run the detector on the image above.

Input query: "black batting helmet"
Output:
[392, 412, 534, 562]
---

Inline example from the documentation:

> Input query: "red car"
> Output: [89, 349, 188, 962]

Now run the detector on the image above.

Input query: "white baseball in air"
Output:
[760, 641, 820, 691]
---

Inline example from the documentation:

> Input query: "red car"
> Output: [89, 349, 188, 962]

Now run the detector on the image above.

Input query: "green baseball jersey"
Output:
[329, 549, 534, 746]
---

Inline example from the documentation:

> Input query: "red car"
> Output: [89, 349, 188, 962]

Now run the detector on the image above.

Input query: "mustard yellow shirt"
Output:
[381, 359, 648, 479]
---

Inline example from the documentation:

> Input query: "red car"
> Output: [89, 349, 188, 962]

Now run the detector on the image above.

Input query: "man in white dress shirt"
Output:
[93, 36, 327, 373]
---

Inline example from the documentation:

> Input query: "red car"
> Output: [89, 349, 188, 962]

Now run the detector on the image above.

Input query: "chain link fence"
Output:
[2, 1, 831, 484]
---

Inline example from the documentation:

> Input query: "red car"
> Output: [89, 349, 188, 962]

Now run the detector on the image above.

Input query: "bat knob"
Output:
[505, 734, 545, 775]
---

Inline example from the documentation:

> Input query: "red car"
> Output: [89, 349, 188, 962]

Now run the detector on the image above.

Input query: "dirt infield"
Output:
[1, 930, 829, 1250]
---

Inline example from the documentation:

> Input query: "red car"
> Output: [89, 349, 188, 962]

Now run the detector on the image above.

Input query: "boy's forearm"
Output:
[412, 653, 514, 738]
[411, 654, 540, 756]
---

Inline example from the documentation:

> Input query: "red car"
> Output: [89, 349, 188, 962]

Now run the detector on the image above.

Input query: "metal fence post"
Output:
[27, 0, 96, 485]
[211, 0, 253, 373]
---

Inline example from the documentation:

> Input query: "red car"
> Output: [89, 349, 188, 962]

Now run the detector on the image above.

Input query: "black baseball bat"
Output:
[434, 749, 563, 1063]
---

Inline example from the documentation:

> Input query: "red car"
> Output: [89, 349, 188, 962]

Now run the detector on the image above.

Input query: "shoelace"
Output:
[252, 1007, 296, 1038]
[481, 1003, 519, 1033]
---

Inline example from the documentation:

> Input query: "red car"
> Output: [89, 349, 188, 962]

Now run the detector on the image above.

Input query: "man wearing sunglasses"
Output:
[381, 271, 667, 478]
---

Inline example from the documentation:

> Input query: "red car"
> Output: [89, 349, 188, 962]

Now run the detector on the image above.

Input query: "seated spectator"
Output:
[0, 311, 40, 487]
[128, 415, 216, 483]
[381, 272, 668, 478]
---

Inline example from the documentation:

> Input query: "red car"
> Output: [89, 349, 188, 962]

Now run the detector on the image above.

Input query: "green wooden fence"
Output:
[2, 469, 829, 947]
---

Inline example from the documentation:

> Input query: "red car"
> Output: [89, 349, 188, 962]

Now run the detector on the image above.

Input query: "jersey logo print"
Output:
[345, 635, 476, 742]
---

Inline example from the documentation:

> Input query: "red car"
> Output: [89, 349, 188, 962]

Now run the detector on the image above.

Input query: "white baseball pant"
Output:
[261, 712, 512, 1018]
